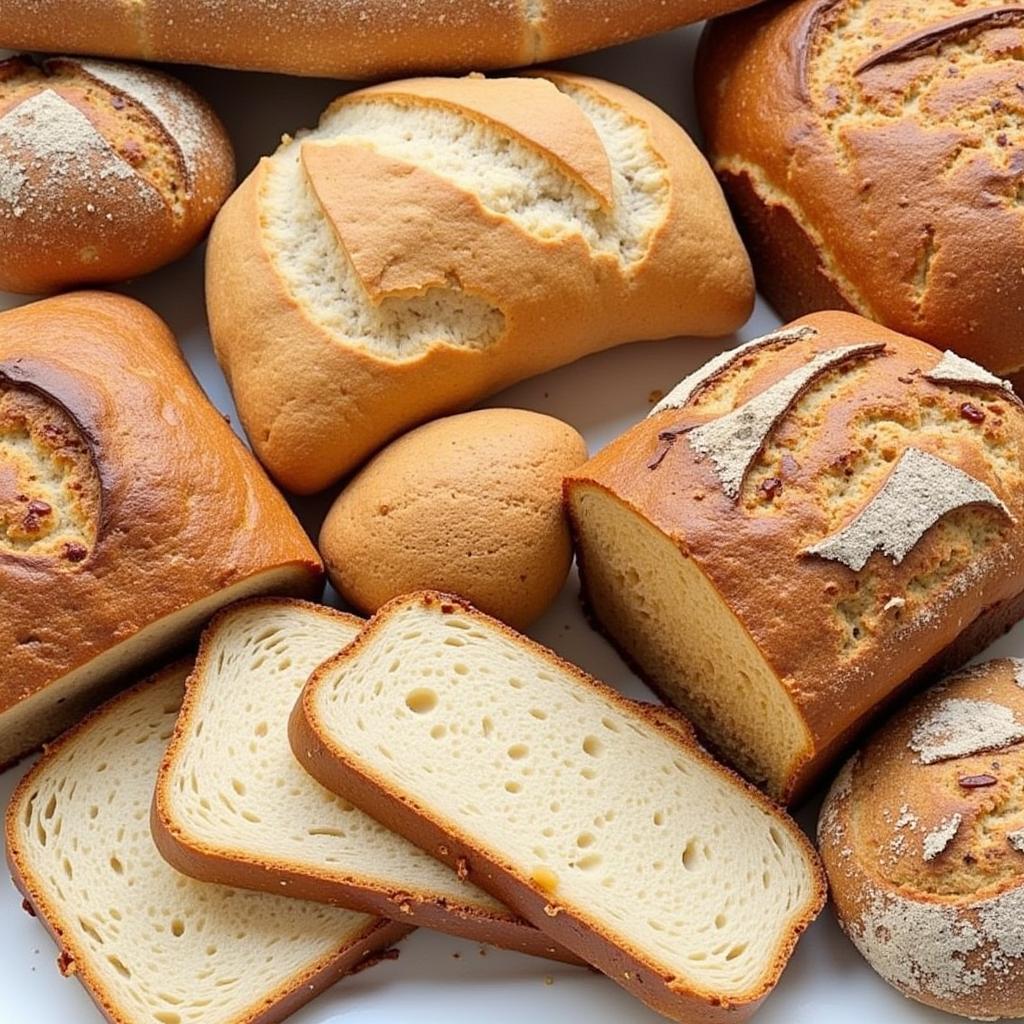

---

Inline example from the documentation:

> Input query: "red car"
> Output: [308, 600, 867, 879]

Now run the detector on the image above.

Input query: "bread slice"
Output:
[5, 662, 409, 1024]
[290, 592, 826, 1023]
[153, 598, 572, 961]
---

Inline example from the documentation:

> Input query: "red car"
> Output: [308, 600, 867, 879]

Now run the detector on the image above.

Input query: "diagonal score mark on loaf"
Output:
[261, 78, 670, 361]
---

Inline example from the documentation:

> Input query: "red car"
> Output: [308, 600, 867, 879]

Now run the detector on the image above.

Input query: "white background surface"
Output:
[1, 22, 1020, 1024]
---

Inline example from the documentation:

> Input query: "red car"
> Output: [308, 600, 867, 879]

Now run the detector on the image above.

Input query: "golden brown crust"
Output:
[151, 596, 579, 965]
[0, 0, 759, 79]
[0, 292, 322, 767]
[290, 591, 826, 1024]
[697, 0, 1024, 375]
[0, 55, 234, 294]
[207, 72, 752, 493]
[819, 658, 1024, 1018]
[5, 661, 411, 1024]
[565, 311, 1024, 802]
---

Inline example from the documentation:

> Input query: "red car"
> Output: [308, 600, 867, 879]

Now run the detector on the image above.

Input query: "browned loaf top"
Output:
[0, 55, 234, 294]
[819, 658, 1024, 1019]
[207, 72, 753, 493]
[0, 291, 322, 769]
[0, 0, 759, 80]
[697, 0, 1024, 381]
[566, 311, 1024, 802]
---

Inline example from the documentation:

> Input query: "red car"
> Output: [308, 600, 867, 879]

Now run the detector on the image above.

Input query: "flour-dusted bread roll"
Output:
[0, 0, 760, 80]
[819, 658, 1024, 1019]
[6, 662, 408, 1024]
[696, 1, 1024, 381]
[566, 311, 1024, 802]
[207, 72, 754, 494]
[0, 292, 322, 769]
[319, 409, 587, 629]
[0, 54, 233, 294]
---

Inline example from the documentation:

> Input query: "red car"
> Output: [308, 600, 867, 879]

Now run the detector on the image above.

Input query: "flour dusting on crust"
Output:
[805, 448, 1010, 572]
[925, 350, 1016, 396]
[687, 343, 883, 499]
[922, 814, 962, 861]
[649, 325, 818, 417]
[909, 697, 1024, 765]
[1009, 829, 1024, 854]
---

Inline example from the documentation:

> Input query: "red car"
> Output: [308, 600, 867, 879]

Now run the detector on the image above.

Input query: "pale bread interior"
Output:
[262, 78, 668, 360]
[307, 597, 818, 999]
[161, 601, 511, 916]
[570, 485, 810, 796]
[8, 665, 383, 1024]
[0, 565, 313, 768]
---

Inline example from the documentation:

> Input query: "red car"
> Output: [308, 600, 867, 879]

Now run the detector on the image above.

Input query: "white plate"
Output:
[0, 24, 1018, 1024]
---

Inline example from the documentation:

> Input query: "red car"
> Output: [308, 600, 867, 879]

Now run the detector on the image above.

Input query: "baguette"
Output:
[290, 592, 825, 1023]
[0, 0, 760, 80]
[153, 598, 574, 962]
[5, 662, 408, 1024]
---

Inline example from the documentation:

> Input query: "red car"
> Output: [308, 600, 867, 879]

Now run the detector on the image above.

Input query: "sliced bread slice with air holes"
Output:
[152, 597, 573, 961]
[289, 591, 826, 1024]
[5, 662, 409, 1024]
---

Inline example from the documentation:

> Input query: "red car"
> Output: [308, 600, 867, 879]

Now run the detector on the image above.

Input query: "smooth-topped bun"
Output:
[566, 311, 1024, 802]
[696, 1, 1024, 381]
[0, 292, 322, 770]
[0, 54, 233, 293]
[819, 658, 1024, 1019]
[320, 409, 587, 630]
[207, 72, 753, 493]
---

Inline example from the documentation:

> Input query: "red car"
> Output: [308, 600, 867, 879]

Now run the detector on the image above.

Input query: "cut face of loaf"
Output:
[154, 598, 571, 962]
[207, 72, 753, 492]
[5, 663, 408, 1024]
[566, 311, 1024, 801]
[290, 592, 825, 1023]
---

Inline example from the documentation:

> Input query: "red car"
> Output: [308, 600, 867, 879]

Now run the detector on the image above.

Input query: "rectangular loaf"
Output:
[289, 592, 825, 1023]
[565, 311, 1024, 801]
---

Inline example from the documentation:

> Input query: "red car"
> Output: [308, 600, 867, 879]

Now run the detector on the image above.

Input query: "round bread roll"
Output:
[818, 658, 1024, 1019]
[0, 55, 234, 293]
[320, 408, 587, 630]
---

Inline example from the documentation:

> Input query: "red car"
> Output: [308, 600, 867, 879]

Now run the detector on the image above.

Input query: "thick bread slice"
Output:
[5, 662, 409, 1024]
[290, 592, 826, 1023]
[153, 598, 573, 962]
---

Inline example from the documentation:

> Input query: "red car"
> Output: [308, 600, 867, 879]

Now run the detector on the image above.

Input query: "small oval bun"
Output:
[818, 658, 1024, 1019]
[320, 408, 587, 630]
[0, 55, 234, 293]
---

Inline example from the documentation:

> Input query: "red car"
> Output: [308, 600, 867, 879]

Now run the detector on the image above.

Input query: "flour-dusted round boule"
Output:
[0, 54, 234, 293]
[320, 409, 587, 630]
[818, 658, 1024, 1019]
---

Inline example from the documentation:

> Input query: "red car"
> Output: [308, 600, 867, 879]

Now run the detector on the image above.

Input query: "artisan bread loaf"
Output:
[819, 658, 1024, 1019]
[0, 55, 233, 294]
[0, 292, 322, 769]
[697, 1, 1024, 381]
[290, 592, 825, 1023]
[207, 72, 753, 493]
[565, 311, 1024, 802]
[0, 1, 759, 80]
[320, 409, 587, 629]
[154, 598, 572, 962]
[5, 662, 408, 1024]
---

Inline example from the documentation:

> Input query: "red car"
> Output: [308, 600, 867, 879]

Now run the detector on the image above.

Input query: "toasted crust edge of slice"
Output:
[4, 657, 411, 1024]
[151, 596, 578, 965]
[289, 590, 827, 1024]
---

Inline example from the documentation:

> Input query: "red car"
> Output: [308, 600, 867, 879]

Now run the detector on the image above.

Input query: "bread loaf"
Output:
[565, 311, 1024, 802]
[0, 1, 760, 81]
[319, 409, 588, 629]
[154, 598, 574, 962]
[290, 592, 825, 1024]
[0, 55, 233, 294]
[206, 72, 753, 493]
[819, 658, 1024, 1019]
[0, 292, 322, 769]
[6, 661, 409, 1024]
[696, 0, 1024, 381]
